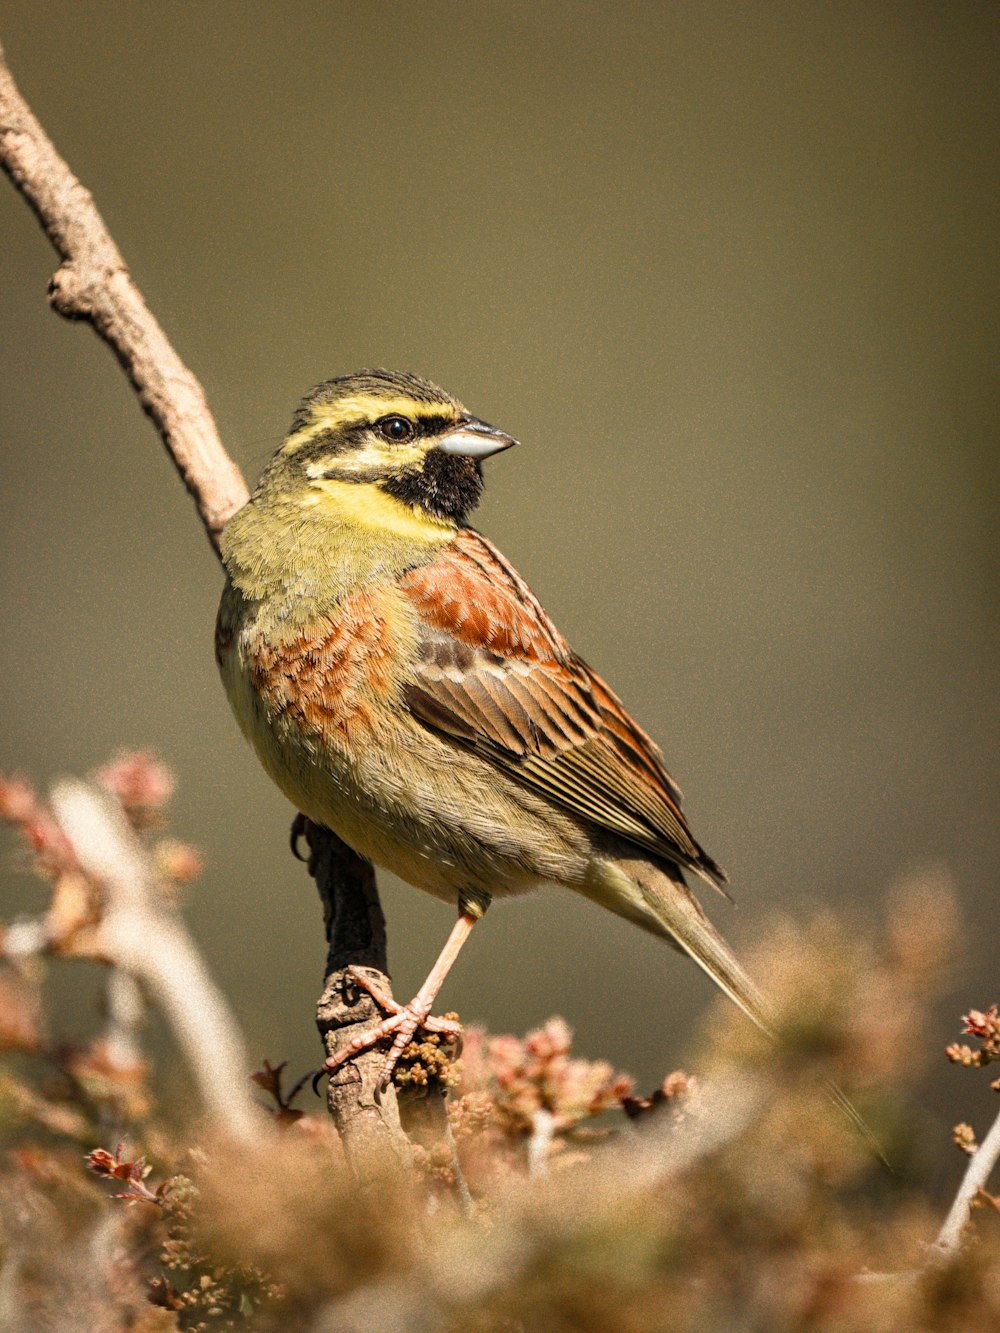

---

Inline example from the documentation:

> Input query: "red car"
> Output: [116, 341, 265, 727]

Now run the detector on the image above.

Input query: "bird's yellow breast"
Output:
[219, 481, 453, 616]
[305, 479, 455, 545]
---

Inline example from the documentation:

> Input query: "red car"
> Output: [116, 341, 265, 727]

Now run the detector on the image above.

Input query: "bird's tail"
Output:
[584, 856, 886, 1162]
[584, 855, 777, 1035]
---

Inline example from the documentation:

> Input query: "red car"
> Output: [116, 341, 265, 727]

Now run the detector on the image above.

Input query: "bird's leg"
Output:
[324, 894, 488, 1090]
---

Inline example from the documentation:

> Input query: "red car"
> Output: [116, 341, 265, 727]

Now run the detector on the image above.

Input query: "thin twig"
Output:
[51, 779, 260, 1143]
[103, 968, 146, 1072]
[1, 38, 393, 1158]
[527, 1109, 555, 1179]
[931, 1102, 1000, 1260]
[0, 41, 248, 551]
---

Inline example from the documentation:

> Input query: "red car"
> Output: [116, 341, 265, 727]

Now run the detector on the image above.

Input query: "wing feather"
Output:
[398, 530, 726, 885]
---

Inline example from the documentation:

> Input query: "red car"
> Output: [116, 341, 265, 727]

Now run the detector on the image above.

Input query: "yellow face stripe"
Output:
[306, 478, 456, 541]
[304, 438, 427, 476]
[282, 394, 460, 453]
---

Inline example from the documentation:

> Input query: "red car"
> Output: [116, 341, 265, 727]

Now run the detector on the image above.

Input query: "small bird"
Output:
[216, 369, 771, 1086]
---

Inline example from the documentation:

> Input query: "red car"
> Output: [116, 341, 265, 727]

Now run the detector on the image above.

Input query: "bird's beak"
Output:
[436, 416, 518, 460]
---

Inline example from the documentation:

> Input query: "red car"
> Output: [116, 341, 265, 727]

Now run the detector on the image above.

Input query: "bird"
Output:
[215, 368, 772, 1088]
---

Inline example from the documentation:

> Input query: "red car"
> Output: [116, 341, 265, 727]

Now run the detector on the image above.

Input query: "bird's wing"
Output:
[398, 529, 727, 885]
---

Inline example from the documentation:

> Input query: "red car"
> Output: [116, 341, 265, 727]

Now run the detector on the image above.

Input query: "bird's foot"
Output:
[323, 967, 462, 1091]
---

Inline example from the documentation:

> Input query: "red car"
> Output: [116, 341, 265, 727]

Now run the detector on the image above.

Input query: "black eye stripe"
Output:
[372, 412, 457, 442]
[413, 413, 454, 435]
[292, 410, 459, 466]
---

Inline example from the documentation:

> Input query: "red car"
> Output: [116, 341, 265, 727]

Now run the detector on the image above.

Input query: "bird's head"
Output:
[258, 369, 517, 526]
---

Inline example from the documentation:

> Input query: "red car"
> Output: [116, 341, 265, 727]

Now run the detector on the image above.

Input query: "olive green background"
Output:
[2, 3, 997, 1145]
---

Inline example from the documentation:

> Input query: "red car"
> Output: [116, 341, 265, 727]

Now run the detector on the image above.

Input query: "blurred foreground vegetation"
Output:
[0, 754, 997, 1331]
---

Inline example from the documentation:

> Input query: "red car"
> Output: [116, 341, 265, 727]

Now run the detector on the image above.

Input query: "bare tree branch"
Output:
[305, 821, 413, 1174]
[0, 37, 396, 1159]
[303, 821, 471, 1191]
[0, 40, 248, 552]
[103, 968, 146, 1073]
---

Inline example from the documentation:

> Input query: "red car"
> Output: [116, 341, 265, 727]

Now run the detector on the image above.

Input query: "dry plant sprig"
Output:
[87, 1142, 172, 1211]
[1, 759, 229, 1132]
[483, 1017, 634, 1139]
[947, 1006, 1000, 1076]
[5, 892, 1000, 1330]
[1, 761, 260, 1144]
[50, 779, 260, 1144]
[931, 1004, 1000, 1261]
[251, 1059, 312, 1128]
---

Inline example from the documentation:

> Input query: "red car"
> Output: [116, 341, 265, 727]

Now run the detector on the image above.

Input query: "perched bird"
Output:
[216, 369, 771, 1085]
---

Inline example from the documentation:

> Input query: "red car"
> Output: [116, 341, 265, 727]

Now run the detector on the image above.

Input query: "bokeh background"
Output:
[2, 3, 997, 1156]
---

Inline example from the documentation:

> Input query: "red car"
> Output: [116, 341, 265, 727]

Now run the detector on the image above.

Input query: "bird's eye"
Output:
[375, 415, 415, 443]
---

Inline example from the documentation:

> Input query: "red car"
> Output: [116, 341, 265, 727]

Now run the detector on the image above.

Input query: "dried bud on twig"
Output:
[622, 1070, 699, 1122]
[467, 1017, 633, 1138]
[946, 1006, 1000, 1072]
[250, 1059, 311, 1127]
[87, 1141, 172, 1209]
[0, 775, 75, 876]
[153, 838, 203, 885]
[95, 751, 176, 830]
[953, 1123, 978, 1156]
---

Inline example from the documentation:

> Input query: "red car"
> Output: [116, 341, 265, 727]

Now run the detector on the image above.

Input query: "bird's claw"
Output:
[290, 812, 312, 862]
[322, 967, 462, 1091]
